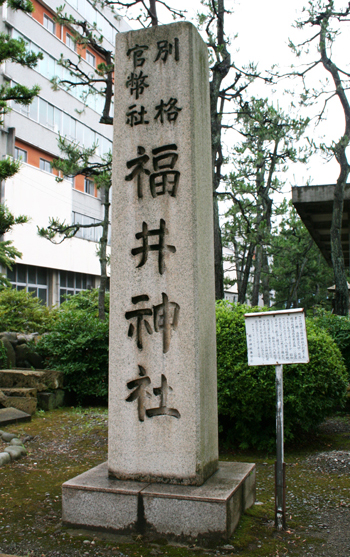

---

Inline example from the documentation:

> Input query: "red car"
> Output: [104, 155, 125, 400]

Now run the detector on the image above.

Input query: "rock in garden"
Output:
[0, 431, 16, 442]
[15, 343, 43, 369]
[10, 438, 23, 446]
[0, 332, 18, 344]
[4, 445, 27, 460]
[0, 337, 16, 368]
[0, 452, 11, 466]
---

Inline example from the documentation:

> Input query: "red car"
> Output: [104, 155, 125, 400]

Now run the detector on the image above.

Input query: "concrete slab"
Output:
[62, 461, 255, 541]
[0, 407, 31, 426]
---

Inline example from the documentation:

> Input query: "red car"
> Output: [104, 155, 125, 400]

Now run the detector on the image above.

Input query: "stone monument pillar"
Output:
[109, 20, 218, 487]
[61, 22, 255, 541]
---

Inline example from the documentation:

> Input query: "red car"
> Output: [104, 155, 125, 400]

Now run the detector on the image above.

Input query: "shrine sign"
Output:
[245, 308, 309, 366]
[245, 307, 309, 530]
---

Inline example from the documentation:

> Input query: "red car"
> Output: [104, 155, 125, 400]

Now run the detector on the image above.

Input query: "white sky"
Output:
[131, 0, 350, 197]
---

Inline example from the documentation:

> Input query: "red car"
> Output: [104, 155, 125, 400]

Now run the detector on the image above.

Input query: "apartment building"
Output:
[0, 0, 130, 305]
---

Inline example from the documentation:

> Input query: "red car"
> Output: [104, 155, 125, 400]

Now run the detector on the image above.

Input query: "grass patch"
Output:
[0, 409, 349, 557]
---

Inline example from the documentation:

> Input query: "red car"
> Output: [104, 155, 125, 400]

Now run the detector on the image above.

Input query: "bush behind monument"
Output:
[216, 301, 348, 450]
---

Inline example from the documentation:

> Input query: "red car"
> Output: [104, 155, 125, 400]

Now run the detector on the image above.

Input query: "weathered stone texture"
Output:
[109, 21, 217, 486]
[62, 462, 256, 540]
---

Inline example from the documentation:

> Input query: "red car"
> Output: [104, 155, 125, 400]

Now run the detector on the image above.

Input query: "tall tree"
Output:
[288, 0, 350, 315]
[50, 0, 265, 299]
[222, 197, 257, 305]
[222, 98, 309, 305]
[270, 201, 333, 310]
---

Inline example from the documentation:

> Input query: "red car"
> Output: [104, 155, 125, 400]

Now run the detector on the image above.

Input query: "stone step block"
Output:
[1, 387, 37, 398]
[0, 407, 31, 426]
[0, 388, 37, 415]
[0, 369, 64, 391]
[37, 389, 65, 411]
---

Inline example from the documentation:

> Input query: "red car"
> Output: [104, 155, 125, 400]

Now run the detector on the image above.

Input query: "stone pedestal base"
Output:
[62, 461, 255, 541]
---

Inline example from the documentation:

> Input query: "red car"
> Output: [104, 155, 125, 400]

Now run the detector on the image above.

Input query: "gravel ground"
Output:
[298, 421, 350, 557]
[0, 408, 349, 557]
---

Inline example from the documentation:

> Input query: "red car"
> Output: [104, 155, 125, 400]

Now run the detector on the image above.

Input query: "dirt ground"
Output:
[0, 407, 349, 557]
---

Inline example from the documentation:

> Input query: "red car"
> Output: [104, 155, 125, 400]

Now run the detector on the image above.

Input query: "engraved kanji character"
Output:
[146, 374, 180, 419]
[131, 220, 176, 275]
[150, 144, 180, 197]
[154, 38, 179, 62]
[127, 44, 149, 68]
[126, 70, 149, 99]
[125, 146, 150, 198]
[125, 295, 153, 350]
[126, 365, 151, 421]
[153, 292, 180, 353]
[155, 98, 182, 123]
[126, 104, 149, 127]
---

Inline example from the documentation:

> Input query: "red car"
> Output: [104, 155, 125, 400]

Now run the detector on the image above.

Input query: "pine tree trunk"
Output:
[262, 249, 270, 307]
[331, 176, 349, 315]
[98, 185, 111, 321]
[213, 196, 224, 300]
[251, 245, 262, 307]
[319, 18, 350, 315]
[238, 243, 255, 304]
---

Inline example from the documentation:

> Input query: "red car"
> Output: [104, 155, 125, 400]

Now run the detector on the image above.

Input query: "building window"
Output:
[59, 271, 95, 304]
[11, 29, 106, 115]
[14, 147, 27, 162]
[73, 212, 105, 243]
[7, 264, 48, 304]
[43, 14, 56, 34]
[84, 178, 95, 196]
[66, 33, 77, 51]
[39, 158, 52, 173]
[13, 89, 112, 153]
[86, 50, 96, 67]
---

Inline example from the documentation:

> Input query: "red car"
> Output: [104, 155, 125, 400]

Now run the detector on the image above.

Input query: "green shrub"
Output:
[0, 339, 7, 369]
[58, 288, 110, 316]
[216, 301, 348, 450]
[0, 288, 52, 333]
[36, 289, 109, 403]
[311, 308, 350, 381]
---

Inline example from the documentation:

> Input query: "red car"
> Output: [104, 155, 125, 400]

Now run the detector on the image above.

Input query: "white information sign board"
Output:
[244, 308, 309, 366]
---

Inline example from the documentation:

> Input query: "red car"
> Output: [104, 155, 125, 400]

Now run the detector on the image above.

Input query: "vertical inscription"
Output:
[122, 37, 182, 421]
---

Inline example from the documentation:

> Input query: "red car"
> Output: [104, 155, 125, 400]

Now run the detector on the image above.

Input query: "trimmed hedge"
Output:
[216, 302, 348, 450]
[311, 308, 350, 381]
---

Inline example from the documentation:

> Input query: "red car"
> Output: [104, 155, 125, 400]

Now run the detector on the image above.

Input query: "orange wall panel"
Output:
[31, 0, 61, 39]
[15, 141, 97, 197]
[15, 140, 58, 176]
[75, 175, 85, 193]
[31, 1, 108, 69]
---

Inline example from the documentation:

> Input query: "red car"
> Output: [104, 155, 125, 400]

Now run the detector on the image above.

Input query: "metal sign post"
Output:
[244, 308, 309, 531]
[275, 364, 285, 530]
